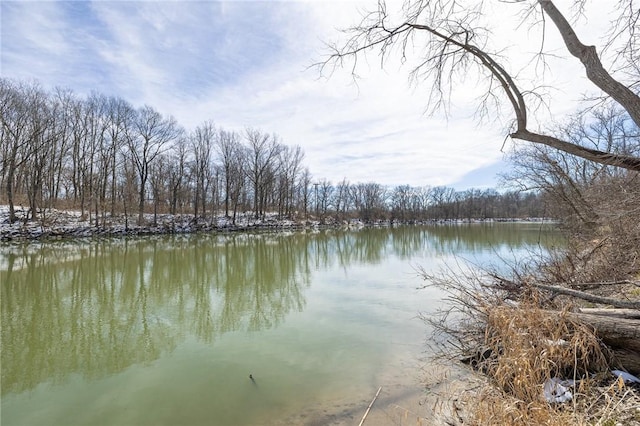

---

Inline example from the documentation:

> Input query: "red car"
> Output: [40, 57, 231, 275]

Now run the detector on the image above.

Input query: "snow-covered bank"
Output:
[0, 207, 320, 241]
[0, 206, 552, 242]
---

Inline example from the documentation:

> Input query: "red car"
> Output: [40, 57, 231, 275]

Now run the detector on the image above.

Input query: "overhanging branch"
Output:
[539, 0, 640, 128]
[511, 129, 640, 171]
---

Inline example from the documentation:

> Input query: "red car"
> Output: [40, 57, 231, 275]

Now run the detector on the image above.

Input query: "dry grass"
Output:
[421, 267, 640, 425]
[482, 304, 608, 398]
[419, 171, 640, 424]
[456, 378, 640, 425]
[461, 303, 616, 425]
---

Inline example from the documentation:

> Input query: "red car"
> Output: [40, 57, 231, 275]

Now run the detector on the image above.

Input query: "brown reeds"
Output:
[420, 264, 640, 425]
[466, 303, 608, 425]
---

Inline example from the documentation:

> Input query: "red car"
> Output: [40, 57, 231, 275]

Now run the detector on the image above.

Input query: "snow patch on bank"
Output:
[0, 206, 319, 242]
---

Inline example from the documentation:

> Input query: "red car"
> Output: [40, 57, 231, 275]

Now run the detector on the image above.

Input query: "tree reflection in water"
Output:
[1, 224, 560, 397]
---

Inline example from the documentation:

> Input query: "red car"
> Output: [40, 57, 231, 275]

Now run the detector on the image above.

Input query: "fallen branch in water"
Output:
[358, 386, 382, 426]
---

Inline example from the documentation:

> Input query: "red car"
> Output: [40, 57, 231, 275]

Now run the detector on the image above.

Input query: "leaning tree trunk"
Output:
[538, 0, 640, 128]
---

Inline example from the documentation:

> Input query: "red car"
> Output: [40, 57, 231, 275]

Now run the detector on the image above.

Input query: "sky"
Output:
[0, 0, 616, 190]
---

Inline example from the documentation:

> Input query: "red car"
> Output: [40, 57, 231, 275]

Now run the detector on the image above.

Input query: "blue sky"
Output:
[0, 0, 612, 190]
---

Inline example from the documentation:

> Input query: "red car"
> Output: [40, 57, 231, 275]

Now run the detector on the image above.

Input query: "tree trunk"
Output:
[568, 311, 640, 374]
[571, 312, 640, 340]
[6, 159, 17, 223]
[138, 178, 146, 226]
[539, 0, 640, 128]
[578, 308, 640, 320]
[533, 282, 640, 309]
[153, 190, 158, 227]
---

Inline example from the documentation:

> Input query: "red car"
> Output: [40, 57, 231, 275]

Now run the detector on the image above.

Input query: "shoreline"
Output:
[0, 206, 553, 242]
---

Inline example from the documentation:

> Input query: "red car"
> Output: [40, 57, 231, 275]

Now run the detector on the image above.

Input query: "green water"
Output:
[1, 223, 560, 425]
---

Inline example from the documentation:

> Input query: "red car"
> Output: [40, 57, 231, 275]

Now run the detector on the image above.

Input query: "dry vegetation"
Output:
[420, 172, 640, 425]
[316, 0, 640, 422]
[421, 266, 640, 425]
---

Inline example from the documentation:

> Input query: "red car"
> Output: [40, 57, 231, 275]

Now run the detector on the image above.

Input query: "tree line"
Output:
[0, 78, 543, 228]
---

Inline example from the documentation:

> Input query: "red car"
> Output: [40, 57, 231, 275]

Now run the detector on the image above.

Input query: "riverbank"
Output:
[0, 207, 307, 241]
[0, 206, 552, 242]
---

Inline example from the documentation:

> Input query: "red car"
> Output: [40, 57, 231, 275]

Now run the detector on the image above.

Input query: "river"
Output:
[1, 223, 559, 425]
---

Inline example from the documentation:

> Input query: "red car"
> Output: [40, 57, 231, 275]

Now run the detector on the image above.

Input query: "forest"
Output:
[1, 77, 545, 228]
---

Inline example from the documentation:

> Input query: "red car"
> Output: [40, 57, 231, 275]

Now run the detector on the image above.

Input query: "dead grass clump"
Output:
[463, 383, 585, 426]
[480, 303, 609, 402]
[450, 356, 640, 425]
[421, 264, 640, 425]
[454, 302, 632, 425]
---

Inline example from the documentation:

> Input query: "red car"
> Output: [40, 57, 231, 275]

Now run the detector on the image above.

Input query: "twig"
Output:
[358, 386, 382, 426]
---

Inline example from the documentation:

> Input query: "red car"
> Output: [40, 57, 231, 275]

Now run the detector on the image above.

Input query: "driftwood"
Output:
[487, 275, 640, 372]
[568, 311, 640, 374]
[569, 312, 640, 341]
[532, 283, 640, 309]
[578, 308, 640, 319]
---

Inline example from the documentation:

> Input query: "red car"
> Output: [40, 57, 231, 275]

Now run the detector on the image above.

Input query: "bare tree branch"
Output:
[538, 1, 640, 127]
[318, 0, 640, 172]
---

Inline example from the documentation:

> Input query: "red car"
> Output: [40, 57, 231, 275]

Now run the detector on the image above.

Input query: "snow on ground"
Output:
[0, 205, 320, 242]
[0, 205, 544, 242]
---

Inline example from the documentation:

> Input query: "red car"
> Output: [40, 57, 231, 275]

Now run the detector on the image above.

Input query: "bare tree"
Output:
[119, 155, 138, 230]
[391, 184, 413, 221]
[104, 96, 135, 217]
[191, 121, 216, 220]
[68, 95, 92, 217]
[320, 0, 640, 170]
[428, 186, 456, 219]
[149, 153, 168, 226]
[410, 186, 431, 218]
[227, 145, 248, 224]
[350, 182, 387, 221]
[167, 136, 189, 215]
[124, 105, 181, 225]
[317, 179, 334, 217]
[215, 129, 242, 218]
[299, 168, 312, 219]
[84, 92, 112, 226]
[333, 178, 351, 220]
[0, 79, 42, 223]
[276, 144, 305, 218]
[244, 128, 283, 219]
[14, 85, 54, 223]
[45, 88, 75, 209]
[0, 80, 24, 222]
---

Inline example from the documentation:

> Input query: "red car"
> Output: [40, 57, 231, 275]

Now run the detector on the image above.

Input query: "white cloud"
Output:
[1, 2, 70, 76]
[2, 0, 620, 190]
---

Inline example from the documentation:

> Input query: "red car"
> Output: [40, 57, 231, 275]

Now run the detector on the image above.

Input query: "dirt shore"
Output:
[275, 363, 474, 426]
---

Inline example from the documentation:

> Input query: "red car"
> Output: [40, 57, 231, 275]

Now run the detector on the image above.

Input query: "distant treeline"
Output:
[0, 78, 544, 226]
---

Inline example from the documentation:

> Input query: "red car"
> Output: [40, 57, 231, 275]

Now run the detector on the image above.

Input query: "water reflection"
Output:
[0, 224, 559, 398]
